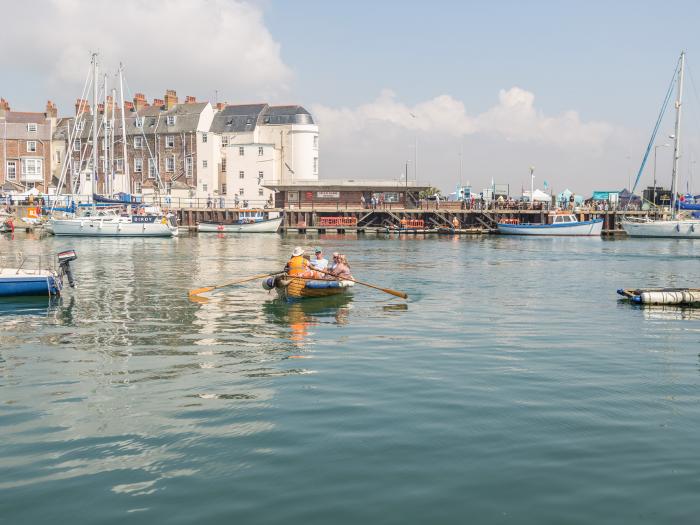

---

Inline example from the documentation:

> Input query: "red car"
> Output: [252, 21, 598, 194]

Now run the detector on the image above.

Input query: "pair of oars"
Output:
[188, 269, 408, 299]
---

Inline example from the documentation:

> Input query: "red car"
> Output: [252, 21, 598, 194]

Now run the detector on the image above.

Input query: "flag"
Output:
[543, 180, 549, 190]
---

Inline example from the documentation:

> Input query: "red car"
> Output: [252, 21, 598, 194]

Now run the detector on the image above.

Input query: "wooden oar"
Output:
[313, 268, 408, 299]
[189, 273, 277, 297]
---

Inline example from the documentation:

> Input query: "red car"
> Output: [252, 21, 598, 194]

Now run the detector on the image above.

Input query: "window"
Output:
[166, 156, 175, 172]
[202, 160, 208, 168]
[185, 156, 193, 177]
[202, 133, 207, 143]
[258, 170, 263, 182]
[258, 146, 264, 156]
[166, 182, 172, 194]
[27, 123, 37, 132]
[73, 139, 81, 152]
[313, 157, 318, 174]
[21, 158, 43, 177]
[258, 188, 264, 197]
[239, 188, 245, 196]
[56, 151, 61, 163]
[149, 117, 156, 127]
[6, 161, 16, 180]
[165, 135, 175, 148]
[72, 160, 80, 178]
[167, 115, 176, 126]
[239, 170, 244, 179]
[221, 158, 227, 172]
[134, 136, 143, 148]
[104, 121, 111, 130]
[76, 121, 85, 131]
[135, 117, 143, 128]
[221, 183, 227, 195]
[27, 141, 37, 152]
[135, 181, 142, 193]
[221, 136, 229, 146]
[313, 135, 318, 149]
[239, 146, 244, 156]
[203, 183, 208, 192]
[148, 158, 157, 178]
[134, 158, 143, 173]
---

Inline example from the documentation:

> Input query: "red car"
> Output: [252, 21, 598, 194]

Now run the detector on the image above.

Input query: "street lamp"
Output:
[653, 143, 670, 205]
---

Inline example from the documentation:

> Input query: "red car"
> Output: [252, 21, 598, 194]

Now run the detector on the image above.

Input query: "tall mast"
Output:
[103, 73, 109, 196]
[118, 63, 130, 194]
[91, 53, 99, 196]
[671, 51, 685, 219]
[110, 86, 116, 196]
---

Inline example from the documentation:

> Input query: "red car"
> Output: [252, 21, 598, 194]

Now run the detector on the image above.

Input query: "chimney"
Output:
[45, 100, 58, 119]
[216, 102, 225, 110]
[124, 101, 134, 112]
[133, 93, 148, 112]
[164, 89, 178, 109]
[153, 98, 164, 109]
[185, 95, 196, 104]
[0, 97, 9, 117]
[74, 98, 90, 116]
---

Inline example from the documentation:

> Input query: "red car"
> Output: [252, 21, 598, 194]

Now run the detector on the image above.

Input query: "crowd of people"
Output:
[284, 247, 353, 280]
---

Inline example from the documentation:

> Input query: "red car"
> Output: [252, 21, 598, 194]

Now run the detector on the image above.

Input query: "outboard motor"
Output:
[57, 249, 77, 288]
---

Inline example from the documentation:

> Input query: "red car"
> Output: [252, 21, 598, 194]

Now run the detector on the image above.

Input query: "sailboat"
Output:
[622, 51, 700, 238]
[47, 54, 177, 238]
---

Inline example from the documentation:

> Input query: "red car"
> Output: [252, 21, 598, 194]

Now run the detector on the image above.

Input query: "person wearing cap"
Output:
[309, 247, 329, 272]
[285, 246, 312, 277]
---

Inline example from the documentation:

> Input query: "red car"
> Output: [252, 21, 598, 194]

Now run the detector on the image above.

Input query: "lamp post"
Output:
[653, 143, 670, 205]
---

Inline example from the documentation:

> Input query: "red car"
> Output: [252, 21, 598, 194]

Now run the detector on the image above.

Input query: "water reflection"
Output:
[0, 295, 69, 319]
[263, 295, 353, 348]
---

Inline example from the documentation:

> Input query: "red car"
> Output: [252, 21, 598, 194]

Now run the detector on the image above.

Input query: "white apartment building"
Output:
[210, 104, 319, 206]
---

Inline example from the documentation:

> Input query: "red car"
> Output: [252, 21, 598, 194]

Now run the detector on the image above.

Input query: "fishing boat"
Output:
[617, 287, 700, 306]
[0, 250, 77, 297]
[48, 208, 177, 237]
[621, 51, 700, 238]
[497, 212, 603, 236]
[262, 273, 354, 300]
[198, 213, 282, 233]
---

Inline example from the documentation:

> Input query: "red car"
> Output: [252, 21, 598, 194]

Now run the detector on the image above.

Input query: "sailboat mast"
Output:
[91, 53, 99, 196]
[671, 51, 685, 218]
[118, 63, 130, 194]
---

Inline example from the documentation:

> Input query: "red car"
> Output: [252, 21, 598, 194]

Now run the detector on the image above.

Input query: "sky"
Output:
[3, 0, 700, 195]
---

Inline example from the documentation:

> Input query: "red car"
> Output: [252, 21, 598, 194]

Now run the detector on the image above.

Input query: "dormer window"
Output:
[149, 117, 156, 126]
[27, 123, 38, 132]
[76, 121, 84, 131]
[104, 121, 111, 130]
[167, 115, 176, 126]
[135, 117, 143, 128]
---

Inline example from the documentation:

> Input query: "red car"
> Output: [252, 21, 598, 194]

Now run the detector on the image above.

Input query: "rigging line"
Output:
[682, 62, 700, 142]
[630, 55, 680, 196]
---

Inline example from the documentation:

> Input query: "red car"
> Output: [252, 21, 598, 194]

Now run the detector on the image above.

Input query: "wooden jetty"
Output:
[169, 206, 654, 236]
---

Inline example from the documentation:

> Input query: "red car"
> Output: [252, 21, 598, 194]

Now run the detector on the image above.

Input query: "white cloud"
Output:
[312, 89, 633, 193]
[314, 87, 615, 148]
[2, 0, 291, 109]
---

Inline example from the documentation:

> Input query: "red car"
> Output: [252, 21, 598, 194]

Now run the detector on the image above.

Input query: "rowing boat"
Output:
[617, 287, 700, 306]
[262, 273, 354, 300]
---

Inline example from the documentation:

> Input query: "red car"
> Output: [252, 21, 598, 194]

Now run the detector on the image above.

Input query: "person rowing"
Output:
[285, 246, 315, 278]
[309, 246, 329, 271]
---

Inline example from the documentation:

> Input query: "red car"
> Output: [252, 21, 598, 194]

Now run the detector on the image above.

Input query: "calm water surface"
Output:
[1, 232, 699, 524]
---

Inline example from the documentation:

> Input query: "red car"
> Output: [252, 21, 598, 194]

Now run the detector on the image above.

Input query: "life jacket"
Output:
[287, 255, 307, 276]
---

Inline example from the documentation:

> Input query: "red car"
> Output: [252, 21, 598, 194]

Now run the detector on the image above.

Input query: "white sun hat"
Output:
[292, 246, 304, 257]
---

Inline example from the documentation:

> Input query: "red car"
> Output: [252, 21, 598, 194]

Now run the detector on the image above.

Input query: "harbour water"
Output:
[1, 232, 699, 524]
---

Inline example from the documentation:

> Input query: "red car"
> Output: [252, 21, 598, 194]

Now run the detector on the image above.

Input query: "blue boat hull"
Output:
[0, 275, 62, 297]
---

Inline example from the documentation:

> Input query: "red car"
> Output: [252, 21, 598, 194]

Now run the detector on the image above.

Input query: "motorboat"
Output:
[198, 212, 282, 233]
[497, 212, 603, 236]
[0, 250, 77, 297]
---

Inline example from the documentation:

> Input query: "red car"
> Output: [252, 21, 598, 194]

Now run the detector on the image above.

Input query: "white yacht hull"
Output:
[621, 219, 700, 238]
[49, 217, 177, 237]
[497, 219, 603, 236]
[197, 217, 282, 233]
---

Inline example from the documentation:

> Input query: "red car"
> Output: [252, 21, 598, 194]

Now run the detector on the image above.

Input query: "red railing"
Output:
[400, 219, 424, 228]
[318, 216, 358, 227]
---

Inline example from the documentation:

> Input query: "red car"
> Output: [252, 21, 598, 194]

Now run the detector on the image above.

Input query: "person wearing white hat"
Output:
[285, 246, 312, 277]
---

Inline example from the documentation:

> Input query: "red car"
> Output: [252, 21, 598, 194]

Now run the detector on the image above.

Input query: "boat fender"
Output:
[262, 277, 275, 290]
[162, 217, 167, 224]
[691, 224, 695, 232]
[676, 224, 680, 232]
